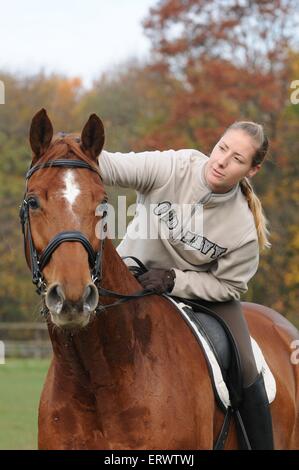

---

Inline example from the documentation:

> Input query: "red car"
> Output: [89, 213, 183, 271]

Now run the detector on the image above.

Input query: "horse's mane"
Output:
[34, 134, 100, 173]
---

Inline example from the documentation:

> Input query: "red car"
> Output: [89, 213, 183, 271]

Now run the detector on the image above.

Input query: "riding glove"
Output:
[137, 268, 176, 294]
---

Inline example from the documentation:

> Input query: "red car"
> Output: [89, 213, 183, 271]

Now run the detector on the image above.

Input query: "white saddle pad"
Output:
[166, 297, 276, 409]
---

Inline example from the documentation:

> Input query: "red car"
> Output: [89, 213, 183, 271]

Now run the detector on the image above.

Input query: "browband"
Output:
[26, 159, 101, 180]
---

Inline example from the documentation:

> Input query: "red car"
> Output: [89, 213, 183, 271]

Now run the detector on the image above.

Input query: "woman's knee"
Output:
[201, 299, 259, 386]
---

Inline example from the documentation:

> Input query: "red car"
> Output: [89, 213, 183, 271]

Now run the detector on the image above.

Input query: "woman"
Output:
[98, 121, 273, 449]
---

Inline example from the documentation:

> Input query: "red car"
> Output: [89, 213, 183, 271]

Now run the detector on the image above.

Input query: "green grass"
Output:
[0, 358, 50, 449]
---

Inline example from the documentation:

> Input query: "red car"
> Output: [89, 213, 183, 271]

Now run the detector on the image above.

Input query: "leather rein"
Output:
[19, 159, 155, 315]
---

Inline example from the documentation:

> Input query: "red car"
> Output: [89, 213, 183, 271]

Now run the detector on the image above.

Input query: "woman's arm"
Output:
[169, 235, 259, 301]
[98, 149, 175, 193]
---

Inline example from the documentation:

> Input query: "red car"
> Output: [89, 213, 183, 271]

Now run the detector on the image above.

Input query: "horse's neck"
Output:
[101, 239, 142, 297]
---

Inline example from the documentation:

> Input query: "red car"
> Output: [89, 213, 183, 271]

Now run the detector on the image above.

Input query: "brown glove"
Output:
[137, 268, 176, 294]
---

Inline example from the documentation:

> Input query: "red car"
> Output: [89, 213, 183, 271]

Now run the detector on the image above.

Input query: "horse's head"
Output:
[21, 109, 108, 329]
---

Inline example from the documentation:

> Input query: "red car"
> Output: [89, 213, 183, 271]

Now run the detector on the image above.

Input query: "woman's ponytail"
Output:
[226, 121, 271, 251]
[239, 177, 271, 250]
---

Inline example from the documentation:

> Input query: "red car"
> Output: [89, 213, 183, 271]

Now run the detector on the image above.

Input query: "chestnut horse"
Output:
[20, 109, 299, 449]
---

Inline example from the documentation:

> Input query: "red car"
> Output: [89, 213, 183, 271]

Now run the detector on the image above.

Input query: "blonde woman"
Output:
[98, 121, 273, 449]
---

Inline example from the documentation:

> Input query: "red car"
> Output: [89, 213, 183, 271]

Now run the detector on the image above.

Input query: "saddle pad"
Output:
[165, 296, 276, 409]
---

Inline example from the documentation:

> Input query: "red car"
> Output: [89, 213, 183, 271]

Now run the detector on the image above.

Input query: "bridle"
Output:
[19, 157, 154, 315]
[19, 159, 106, 295]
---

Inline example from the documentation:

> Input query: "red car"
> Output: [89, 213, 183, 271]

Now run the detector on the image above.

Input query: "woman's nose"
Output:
[218, 153, 230, 167]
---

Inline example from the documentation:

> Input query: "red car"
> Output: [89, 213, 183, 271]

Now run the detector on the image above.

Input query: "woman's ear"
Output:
[246, 164, 261, 179]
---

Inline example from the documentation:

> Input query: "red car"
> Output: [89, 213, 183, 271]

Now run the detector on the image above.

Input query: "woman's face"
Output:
[204, 129, 261, 193]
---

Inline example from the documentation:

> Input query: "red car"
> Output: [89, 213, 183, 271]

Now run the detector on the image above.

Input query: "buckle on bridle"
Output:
[32, 273, 47, 295]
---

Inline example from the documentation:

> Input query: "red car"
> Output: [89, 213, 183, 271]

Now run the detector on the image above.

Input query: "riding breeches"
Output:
[188, 298, 259, 387]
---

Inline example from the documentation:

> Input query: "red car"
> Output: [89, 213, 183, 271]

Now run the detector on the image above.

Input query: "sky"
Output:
[0, 0, 155, 87]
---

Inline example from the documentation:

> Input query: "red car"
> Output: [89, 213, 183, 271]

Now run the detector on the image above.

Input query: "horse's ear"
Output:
[29, 109, 53, 160]
[81, 114, 105, 161]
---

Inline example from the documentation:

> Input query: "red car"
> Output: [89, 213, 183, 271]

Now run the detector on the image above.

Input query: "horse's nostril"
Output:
[46, 283, 65, 314]
[45, 283, 98, 317]
[83, 283, 99, 312]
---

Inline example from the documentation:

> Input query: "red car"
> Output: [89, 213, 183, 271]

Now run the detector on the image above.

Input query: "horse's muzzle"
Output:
[45, 282, 99, 328]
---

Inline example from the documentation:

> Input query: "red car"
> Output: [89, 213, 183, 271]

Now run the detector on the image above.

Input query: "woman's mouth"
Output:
[212, 168, 224, 178]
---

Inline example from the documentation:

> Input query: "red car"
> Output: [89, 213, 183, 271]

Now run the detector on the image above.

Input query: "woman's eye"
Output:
[27, 197, 39, 209]
[219, 145, 225, 151]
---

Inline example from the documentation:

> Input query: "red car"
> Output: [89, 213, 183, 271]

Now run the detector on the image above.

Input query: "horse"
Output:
[20, 109, 299, 450]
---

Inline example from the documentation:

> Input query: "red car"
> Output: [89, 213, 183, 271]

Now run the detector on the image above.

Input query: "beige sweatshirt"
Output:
[98, 149, 259, 301]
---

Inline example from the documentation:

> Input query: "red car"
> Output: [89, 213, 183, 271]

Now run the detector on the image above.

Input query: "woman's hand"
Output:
[137, 268, 176, 294]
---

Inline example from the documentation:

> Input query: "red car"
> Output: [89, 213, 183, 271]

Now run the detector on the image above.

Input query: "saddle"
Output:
[169, 295, 240, 410]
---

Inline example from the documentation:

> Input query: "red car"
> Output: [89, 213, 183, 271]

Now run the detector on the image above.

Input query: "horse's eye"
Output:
[27, 197, 40, 210]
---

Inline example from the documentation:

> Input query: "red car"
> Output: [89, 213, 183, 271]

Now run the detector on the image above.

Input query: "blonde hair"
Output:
[225, 121, 271, 251]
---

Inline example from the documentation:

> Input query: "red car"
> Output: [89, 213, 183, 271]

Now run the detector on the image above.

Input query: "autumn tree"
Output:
[143, 0, 298, 145]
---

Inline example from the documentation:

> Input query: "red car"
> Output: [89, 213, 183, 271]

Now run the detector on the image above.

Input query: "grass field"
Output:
[0, 358, 50, 449]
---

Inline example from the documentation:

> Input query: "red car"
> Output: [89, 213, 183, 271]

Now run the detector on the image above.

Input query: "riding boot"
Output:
[238, 373, 274, 450]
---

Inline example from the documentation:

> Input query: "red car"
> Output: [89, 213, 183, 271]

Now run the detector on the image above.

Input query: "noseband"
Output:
[19, 159, 107, 295]
[20, 158, 155, 313]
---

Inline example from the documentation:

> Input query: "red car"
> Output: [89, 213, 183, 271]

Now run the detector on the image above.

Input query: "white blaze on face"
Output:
[62, 170, 81, 209]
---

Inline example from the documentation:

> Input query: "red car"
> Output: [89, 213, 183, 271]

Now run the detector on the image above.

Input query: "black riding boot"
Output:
[238, 373, 274, 450]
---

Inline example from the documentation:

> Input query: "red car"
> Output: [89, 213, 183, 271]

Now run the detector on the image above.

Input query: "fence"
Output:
[0, 322, 52, 358]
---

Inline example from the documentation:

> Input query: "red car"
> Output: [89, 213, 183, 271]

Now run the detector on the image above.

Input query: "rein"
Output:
[19, 159, 155, 314]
